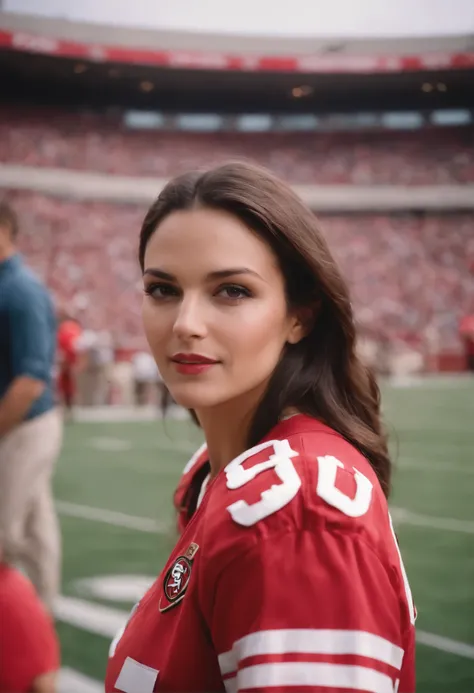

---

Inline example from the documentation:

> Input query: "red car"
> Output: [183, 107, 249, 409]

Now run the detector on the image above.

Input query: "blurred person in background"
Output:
[57, 312, 82, 420]
[75, 328, 114, 406]
[376, 330, 393, 377]
[106, 163, 415, 693]
[131, 349, 160, 406]
[0, 200, 62, 611]
[459, 313, 474, 373]
[0, 536, 60, 693]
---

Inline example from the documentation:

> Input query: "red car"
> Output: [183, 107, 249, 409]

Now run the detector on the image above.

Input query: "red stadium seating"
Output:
[1, 109, 473, 185]
[1, 109, 473, 361]
[7, 191, 473, 354]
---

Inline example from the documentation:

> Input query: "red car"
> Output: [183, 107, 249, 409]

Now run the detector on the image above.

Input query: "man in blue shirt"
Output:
[0, 200, 62, 611]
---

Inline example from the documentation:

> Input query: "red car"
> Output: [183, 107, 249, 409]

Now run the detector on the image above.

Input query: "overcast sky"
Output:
[4, 0, 474, 37]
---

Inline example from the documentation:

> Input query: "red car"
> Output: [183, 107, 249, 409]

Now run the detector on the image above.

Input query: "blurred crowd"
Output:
[1, 109, 474, 185]
[1, 108, 473, 362]
[7, 190, 473, 355]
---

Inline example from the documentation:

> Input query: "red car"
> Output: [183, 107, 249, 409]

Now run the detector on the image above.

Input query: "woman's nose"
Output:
[172, 296, 207, 340]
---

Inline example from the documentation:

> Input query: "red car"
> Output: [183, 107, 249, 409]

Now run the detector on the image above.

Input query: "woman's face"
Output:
[142, 207, 304, 412]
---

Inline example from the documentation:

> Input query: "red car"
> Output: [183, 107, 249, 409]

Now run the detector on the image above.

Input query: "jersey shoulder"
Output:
[203, 415, 391, 555]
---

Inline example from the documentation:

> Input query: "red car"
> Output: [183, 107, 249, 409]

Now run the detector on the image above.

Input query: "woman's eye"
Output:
[144, 283, 179, 299]
[217, 285, 252, 300]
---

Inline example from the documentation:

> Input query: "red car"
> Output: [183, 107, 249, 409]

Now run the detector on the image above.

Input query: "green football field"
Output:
[53, 378, 474, 693]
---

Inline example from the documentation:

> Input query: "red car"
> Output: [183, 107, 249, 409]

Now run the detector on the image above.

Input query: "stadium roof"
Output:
[1, 48, 473, 114]
[3, 0, 474, 48]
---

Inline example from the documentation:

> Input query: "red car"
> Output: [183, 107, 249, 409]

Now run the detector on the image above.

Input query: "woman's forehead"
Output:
[145, 208, 280, 276]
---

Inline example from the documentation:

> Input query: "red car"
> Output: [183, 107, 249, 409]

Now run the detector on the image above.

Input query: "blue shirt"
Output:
[0, 254, 57, 421]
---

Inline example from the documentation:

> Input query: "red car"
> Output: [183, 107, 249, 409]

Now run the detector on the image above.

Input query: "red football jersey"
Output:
[106, 415, 416, 693]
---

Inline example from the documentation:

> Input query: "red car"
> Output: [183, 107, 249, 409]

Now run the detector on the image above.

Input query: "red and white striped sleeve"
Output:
[210, 528, 415, 693]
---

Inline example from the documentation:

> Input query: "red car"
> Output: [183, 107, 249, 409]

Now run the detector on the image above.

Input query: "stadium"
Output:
[0, 1, 473, 692]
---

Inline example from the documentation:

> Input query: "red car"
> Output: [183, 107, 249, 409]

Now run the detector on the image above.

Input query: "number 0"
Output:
[316, 455, 373, 518]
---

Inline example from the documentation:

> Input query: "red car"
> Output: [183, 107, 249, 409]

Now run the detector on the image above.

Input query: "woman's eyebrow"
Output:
[206, 268, 262, 280]
[143, 267, 263, 281]
[143, 269, 176, 281]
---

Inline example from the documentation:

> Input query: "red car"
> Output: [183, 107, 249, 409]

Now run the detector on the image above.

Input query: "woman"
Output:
[106, 162, 415, 693]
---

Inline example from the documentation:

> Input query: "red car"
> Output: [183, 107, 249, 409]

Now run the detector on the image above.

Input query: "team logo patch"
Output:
[159, 543, 199, 612]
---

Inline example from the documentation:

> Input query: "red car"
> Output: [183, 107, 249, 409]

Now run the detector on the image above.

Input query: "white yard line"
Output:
[87, 437, 132, 452]
[391, 507, 474, 535]
[57, 499, 474, 537]
[416, 631, 474, 659]
[86, 436, 197, 457]
[397, 459, 474, 475]
[56, 501, 170, 534]
[55, 595, 126, 638]
[54, 595, 474, 661]
[74, 405, 189, 422]
[389, 375, 474, 389]
[59, 667, 103, 693]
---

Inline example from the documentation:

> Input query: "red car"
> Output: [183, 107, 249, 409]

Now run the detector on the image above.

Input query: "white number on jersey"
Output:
[225, 439, 301, 527]
[316, 454, 373, 518]
[225, 442, 374, 526]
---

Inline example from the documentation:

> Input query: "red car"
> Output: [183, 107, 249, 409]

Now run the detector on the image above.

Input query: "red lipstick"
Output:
[171, 353, 219, 375]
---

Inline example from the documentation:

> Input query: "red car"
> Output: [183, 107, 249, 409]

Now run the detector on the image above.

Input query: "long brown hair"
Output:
[139, 162, 392, 497]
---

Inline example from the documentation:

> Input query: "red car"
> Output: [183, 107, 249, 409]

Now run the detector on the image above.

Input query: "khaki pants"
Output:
[0, 408, 63, 609]
[77, 366, 109, 406]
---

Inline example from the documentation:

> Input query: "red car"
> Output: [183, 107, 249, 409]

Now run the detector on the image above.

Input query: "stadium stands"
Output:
[1, 108, 472, 364]
[1, 109, 474, 185]
[7, 190, 473, 356]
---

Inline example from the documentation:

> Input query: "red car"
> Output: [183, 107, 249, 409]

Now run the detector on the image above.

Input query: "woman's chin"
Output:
[168, 384, 223, 411]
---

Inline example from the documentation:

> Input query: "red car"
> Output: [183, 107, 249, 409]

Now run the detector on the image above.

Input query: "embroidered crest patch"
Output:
[159, 543, 199, 612]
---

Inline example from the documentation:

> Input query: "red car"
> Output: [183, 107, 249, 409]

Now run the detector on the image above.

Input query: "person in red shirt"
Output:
[0, 555, 60, 693]
[56, 316, 82, 417]
[106, 162, 416, 693]
[459, 314, 474, 372]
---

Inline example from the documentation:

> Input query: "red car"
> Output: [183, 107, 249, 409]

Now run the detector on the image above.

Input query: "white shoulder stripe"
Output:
[237, 662, 397, 693]
[218, 629, 404, 675]
[196, 473, 211, 510]
[181, 442, 207, 475]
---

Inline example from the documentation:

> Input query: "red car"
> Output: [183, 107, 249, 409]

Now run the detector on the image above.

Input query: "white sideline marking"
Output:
[76, 574, 154, 603]
[56, 501, 169, 534]
[88, 437, 132, 452]
[74, 405, 189, 422]
[87, 437, 197, 457]
[417, 631, 474, 659]
[56, 499, 474, 536]
[59, 667, 103, 693]
[398, 459, 474, 475]
[54, 595, 474, 661]
[54, 595, 126, 638]
[391, 507, 474, 535]
[389, 375, 473, 389]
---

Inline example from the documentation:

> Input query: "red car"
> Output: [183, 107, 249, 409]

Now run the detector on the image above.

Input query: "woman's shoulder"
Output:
[275, 413, 383, 488]
[202, 414, 390, 557]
